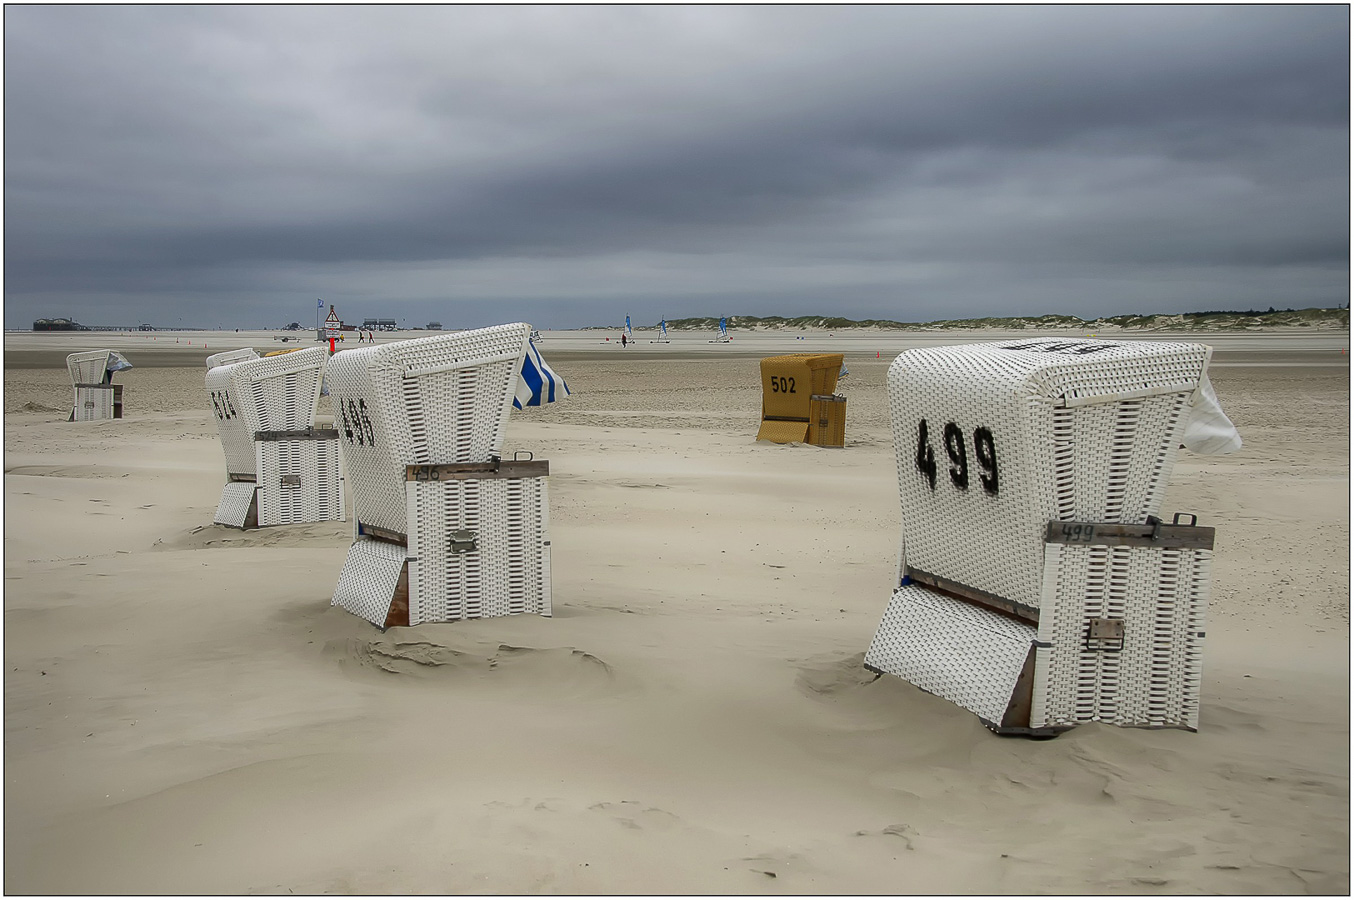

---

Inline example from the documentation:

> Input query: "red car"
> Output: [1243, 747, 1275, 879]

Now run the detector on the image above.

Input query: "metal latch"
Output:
[279, 474, 302, 488]
[1147, 512, 1199, 542]
[449, 529, 478, 553]
[1085, 617, 1125, 651]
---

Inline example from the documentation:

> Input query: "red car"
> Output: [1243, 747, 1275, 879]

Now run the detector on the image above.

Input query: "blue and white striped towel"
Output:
[514, 340, 572, 408]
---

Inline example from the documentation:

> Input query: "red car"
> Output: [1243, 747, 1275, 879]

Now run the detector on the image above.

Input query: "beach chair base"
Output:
[867, 521, 1211, 735]
[333, 466, 553, 627]
[71, 384, 122, 422]
[254, 433, 346, 526]
[212, 434, 345, 529]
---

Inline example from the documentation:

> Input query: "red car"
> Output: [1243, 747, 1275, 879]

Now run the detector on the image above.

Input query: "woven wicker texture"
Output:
[865, 583, 1036, 725]
[1031, 543, 1209, 730]
[205, 348, 261, 368]
[206, 347, 327, 478]
[331, 537, 407, 626]
[205, 366, 257, 475]
[755, 419, 811, 443]
[407, 476, 552, 624]
[213, 482, 257, 528]
[759, 354, 843, 419]
[888, 338, 1208, 610]
[71, 386, 115, 422]
[324, 324, 531, 535]
[256, 439, 346, 527]
[66, 350, 116, 385]
[230, 347, 328, 434]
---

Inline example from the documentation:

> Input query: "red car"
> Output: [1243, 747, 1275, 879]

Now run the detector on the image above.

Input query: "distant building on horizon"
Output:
[427, 322, 442, 330]
[33, 317, 88, 331]
[362, 317, 399, 331]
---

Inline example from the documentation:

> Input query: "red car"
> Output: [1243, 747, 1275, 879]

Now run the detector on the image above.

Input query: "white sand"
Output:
[3, 332, 1348, 894]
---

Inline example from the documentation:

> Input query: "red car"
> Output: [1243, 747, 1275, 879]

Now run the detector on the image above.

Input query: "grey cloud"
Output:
[4, 5, 1348, 328]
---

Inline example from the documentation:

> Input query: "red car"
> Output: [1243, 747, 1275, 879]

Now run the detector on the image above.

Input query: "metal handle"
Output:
[1084, 617, 1125, 652]
[449, 529, 478, 553]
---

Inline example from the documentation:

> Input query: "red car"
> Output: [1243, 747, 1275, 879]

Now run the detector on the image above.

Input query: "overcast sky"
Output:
[5, 5, 1349, 330]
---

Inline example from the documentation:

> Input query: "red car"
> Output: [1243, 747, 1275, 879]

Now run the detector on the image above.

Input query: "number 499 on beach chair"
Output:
[326, 323, 568, 629]
[864, 337, 1240, 735]
[205, 346, 345, 529]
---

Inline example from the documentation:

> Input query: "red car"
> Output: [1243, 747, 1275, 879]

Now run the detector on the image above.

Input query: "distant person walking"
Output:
[621, 333, 628, 348]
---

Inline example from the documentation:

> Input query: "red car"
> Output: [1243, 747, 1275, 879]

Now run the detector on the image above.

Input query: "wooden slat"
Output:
[904, 567, 1040, 625]
[1044, 520, 1215, 550]
[999, 646, 1038, 731]
[254, 428, 341, 442]
[382, 563, 410, 629]
[358, 521, 408, 546]
[405, 460, 550, 482]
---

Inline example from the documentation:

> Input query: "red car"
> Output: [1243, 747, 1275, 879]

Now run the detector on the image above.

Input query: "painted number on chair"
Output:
[768, 375, 796, 394]
[339, 397, 375, 447]
[916, 419, 999, 496]
[209, 390, 238, 421]
[1059, 522, 1096, 543]
[998, 340, 1112, 355]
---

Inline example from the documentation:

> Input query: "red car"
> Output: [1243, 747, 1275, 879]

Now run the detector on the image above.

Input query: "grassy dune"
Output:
[623, 307, 1349, 332]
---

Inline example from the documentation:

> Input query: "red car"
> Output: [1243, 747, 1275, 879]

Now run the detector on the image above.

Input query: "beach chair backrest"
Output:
[66, 350, 119, 385]
[206, 346, 327, 476]
[888, 337, 1209, 611]
[205, 348, 260, 368]
[324, 323, 531, 535]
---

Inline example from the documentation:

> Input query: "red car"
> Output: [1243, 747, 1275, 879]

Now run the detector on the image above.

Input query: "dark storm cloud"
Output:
[4, 5, 1348, 328]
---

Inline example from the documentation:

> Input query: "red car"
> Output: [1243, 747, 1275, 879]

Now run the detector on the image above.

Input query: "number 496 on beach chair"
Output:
[205, 346, 345, 529]
[326, 323, 568, 628]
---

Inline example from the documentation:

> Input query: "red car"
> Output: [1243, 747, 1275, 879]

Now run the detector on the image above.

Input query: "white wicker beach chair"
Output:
[206, 347, 345, 528]
[864, 337, 1227, 734]
[326, 323, 553, 627]
[67, 350, 131, 421]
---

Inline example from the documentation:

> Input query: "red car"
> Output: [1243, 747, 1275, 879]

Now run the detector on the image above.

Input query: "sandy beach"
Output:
[4, 329, 1348, 895]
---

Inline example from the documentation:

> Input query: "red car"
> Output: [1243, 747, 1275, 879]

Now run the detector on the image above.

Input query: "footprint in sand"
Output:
[852, 823, 919, 850]
[588, 800, 682, 832]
